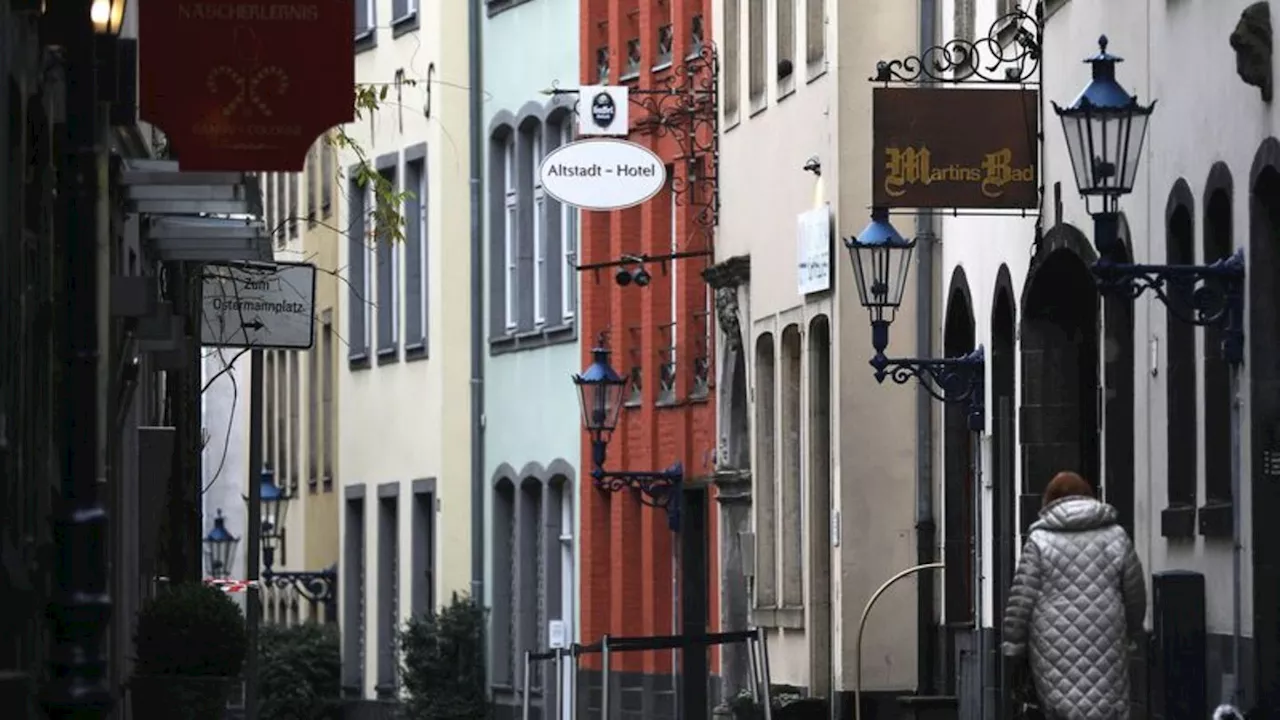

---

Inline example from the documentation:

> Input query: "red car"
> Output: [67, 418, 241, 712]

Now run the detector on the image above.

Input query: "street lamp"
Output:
[845, 209, 986, 430]
[1054, 36, 1245, 363]
[573, 343, 684, 530]
[203, 509, 240, 580]
[90, 0, 126, 35]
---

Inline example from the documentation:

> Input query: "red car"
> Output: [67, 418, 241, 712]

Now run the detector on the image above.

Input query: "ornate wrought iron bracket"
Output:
[872, 8, 1043, 85]
[576, 249, 713, 273]
[1094, 249, 1246, 364]
[590, 438, 683, 532]
[261, 563, 338, 618]
[547, 44, 720, 234]
[869, 319, 984, 430]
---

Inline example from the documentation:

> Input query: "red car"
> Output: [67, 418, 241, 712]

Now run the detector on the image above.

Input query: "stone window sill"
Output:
[490, 323, 576, 355]
[753, 605, 803, 629]
[1198, 501, 1233, 538]
[1160, 504, 1196, 539]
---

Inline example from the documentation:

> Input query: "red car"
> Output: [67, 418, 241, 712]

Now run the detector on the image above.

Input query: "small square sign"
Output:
[577, 85, 629, 137]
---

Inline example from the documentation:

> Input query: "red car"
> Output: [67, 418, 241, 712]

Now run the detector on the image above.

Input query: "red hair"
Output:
[1043, 471, 1094, 508]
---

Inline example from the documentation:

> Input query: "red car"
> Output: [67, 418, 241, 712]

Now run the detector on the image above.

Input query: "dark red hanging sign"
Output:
[139, 0, 354, 172]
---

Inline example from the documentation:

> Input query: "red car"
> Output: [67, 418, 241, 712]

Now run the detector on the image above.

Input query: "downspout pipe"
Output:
[467, 0, 487, 682]
[914, 0, 939, 697]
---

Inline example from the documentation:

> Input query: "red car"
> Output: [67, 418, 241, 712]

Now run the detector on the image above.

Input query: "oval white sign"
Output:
[539, 139, 667, 211]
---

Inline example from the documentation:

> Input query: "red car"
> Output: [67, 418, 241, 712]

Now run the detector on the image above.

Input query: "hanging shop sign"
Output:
[797, 204, 833, 295]
[539, 139, 666, 211]
[139, 0, 354, 172]
[872, 87, 1039, 209]
[576, 85, 630, 137]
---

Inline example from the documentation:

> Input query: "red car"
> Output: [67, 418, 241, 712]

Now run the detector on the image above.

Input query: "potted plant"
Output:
[131, 582, 247, 720]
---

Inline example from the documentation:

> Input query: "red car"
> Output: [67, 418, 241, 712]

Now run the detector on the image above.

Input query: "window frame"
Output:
[503, 139, 518, 331]
[560, 123, 578, 322]
[532, 130, 546, 326]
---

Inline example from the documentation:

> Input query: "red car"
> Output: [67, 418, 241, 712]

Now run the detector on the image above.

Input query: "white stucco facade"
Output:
[938, 0, 1279, 709]
[336, 0, 473, 701]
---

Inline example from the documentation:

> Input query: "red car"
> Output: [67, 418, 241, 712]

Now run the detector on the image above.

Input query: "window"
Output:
[412, 485, 436, 615]
[754, 333, 777, 608]
[805, 0, 825, 66]
[288, 173, 299, 238]
[277, 352, 289, 488]
[321, 139, 334, 217]
[308, 342, 321, 489]
[321, 310, 335, 486]
[276, 174, 288, 244]
[518, 480, 544, 690]
[1163, 186, 1196, 537]
[1202, 181, 1234, 533]
[503, 139, 517, 330]
[376, 493, 399, 697]
[780, 325, 803, 608]
[288, 351, 300, 488]
[777, 0, 795, 87]
[342, 498, 365, 695]
[348, 175, 371, 363]
[265, 351, 277, 474]
[376, 167, 400, 360]
[492, 480, 517, 686]
[306, 146, 318, 225]
[532, 130, 546, 325]
[560, 124, 578, 322]
[355, 0, 373, 37]
[725, 0, 741, 118]
[393, 0, 416, 22]
[405, 156, 428, 353]
[266, 173, 277, 238]
[659, 179, 678, 403]
[748, 0, 765, 106]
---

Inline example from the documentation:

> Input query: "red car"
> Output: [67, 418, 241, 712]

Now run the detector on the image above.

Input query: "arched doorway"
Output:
[1019, 228, 1100, 533]
[991, 266, 1018, 716]
[1248, 137, 1280, 712]
[1103, 219, 1135, 537]
[941, 267, 975, 696]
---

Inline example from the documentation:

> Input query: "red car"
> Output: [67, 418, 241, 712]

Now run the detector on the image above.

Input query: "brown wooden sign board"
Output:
[872, 87, 1039, 209]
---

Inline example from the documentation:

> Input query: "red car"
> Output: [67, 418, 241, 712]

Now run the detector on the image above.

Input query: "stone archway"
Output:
[991, 264, 1018, 718]
[941, 266, 976, 697]
[1019, 226, 1100, 532]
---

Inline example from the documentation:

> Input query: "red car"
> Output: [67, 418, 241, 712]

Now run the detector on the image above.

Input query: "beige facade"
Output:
[257, 138, 344, 624]
[714, 0, 924, 699]
[336, 0, 473, 702]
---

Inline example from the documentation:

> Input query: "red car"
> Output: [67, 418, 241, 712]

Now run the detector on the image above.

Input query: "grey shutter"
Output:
[348, 175, 368, 362]
[516, 128, 535, 332]
[393, 0, 409, 21]
[488, 136, 508, 339]
[543, 124, 564, 324]
[376, 169, 397, 358]
[404, 159, 425, 351]
[355, 0, 370, 36]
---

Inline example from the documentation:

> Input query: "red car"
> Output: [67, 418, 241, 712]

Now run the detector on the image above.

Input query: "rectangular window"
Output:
[342, 498, 365, 693]
[376, 167, 400, 359]
[288, 351, 300, 489]
[347, 176, 371, 363]
[265, 351, 277, 474]
[805, 0, 825, 66]
[748, 0, 765, 106]
[321, 139, 334, 217]
[306, 146, 318, 225]
[266, 173, 277, 239]
[560, 124, 578, 322]
[393, 0, 417, 22]
[276, 174, 288, 245]
[355, 0, 373, 36]
[412, 487, 436, 615]
[277, 353, 289, 489]
[777, 0, 795, 89]
[725, 0, 741, 118]
[308, 343, 320, 488]
[533, 131, 546, 325]
[321, 310, 335, 485]
[288, 173, 299, 238]
[503, 140, 518, 331]
[376, 495, 399, 696]
[404, 157, 428, 352]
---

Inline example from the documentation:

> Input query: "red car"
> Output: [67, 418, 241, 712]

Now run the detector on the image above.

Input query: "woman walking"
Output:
[1002, 471, 1146, 720]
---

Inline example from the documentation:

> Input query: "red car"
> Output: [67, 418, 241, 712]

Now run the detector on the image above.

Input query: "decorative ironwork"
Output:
[592, 464, 683, 519]
[1094, 249, 1246, 363]
[870, 347, 986, 431]
[872, 8, 1042, 84]
[261, 564, 338, 620]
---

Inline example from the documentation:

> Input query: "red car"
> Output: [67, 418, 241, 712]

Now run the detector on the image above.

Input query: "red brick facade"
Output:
[577, 0, 719, 678]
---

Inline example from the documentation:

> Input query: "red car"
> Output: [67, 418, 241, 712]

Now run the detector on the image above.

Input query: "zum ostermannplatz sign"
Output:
[539, 139, 667, 211]
[871, 87, 1039, 210]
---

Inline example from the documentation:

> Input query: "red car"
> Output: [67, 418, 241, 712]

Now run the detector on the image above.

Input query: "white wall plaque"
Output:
[548, 619, 567, 649]
[576, 85, 629, 136]
[797, 205, 832, 295]
[540, 139, 667, 212]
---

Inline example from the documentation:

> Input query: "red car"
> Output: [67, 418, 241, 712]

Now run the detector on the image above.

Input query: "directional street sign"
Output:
[201, 262, 317, 349]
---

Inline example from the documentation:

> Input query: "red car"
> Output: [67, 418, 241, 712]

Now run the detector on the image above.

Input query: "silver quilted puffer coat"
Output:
[1001, 497, 1146, 720]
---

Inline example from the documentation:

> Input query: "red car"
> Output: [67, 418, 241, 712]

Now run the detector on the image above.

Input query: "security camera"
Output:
[632, 267, 652, 287]
[803, 156, 821, 176]
[615, 267, 633, 286]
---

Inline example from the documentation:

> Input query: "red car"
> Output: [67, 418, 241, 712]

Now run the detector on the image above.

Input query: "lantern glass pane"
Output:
[1119, 111, 1150, 193]
[578, 376, 627, 433]
[1059, 112, 1093, 195]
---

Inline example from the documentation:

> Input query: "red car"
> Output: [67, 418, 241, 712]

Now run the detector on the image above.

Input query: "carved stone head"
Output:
[1231, 1, 1273, 103]
[714, 286, 742, 351]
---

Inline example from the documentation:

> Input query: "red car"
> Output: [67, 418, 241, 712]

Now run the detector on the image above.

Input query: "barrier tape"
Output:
[204, 578, 257, 593]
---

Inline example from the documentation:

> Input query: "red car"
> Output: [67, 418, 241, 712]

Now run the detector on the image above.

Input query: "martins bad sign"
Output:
[872, 87, 1039, 209]
[139, 0, 354, 172]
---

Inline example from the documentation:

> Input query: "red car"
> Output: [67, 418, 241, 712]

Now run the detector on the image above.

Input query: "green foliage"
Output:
[400, 592, 489, 720]
[259, 623, 342, 720]
[134, 582, 247, 678]
[327, 83, 418, 244]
